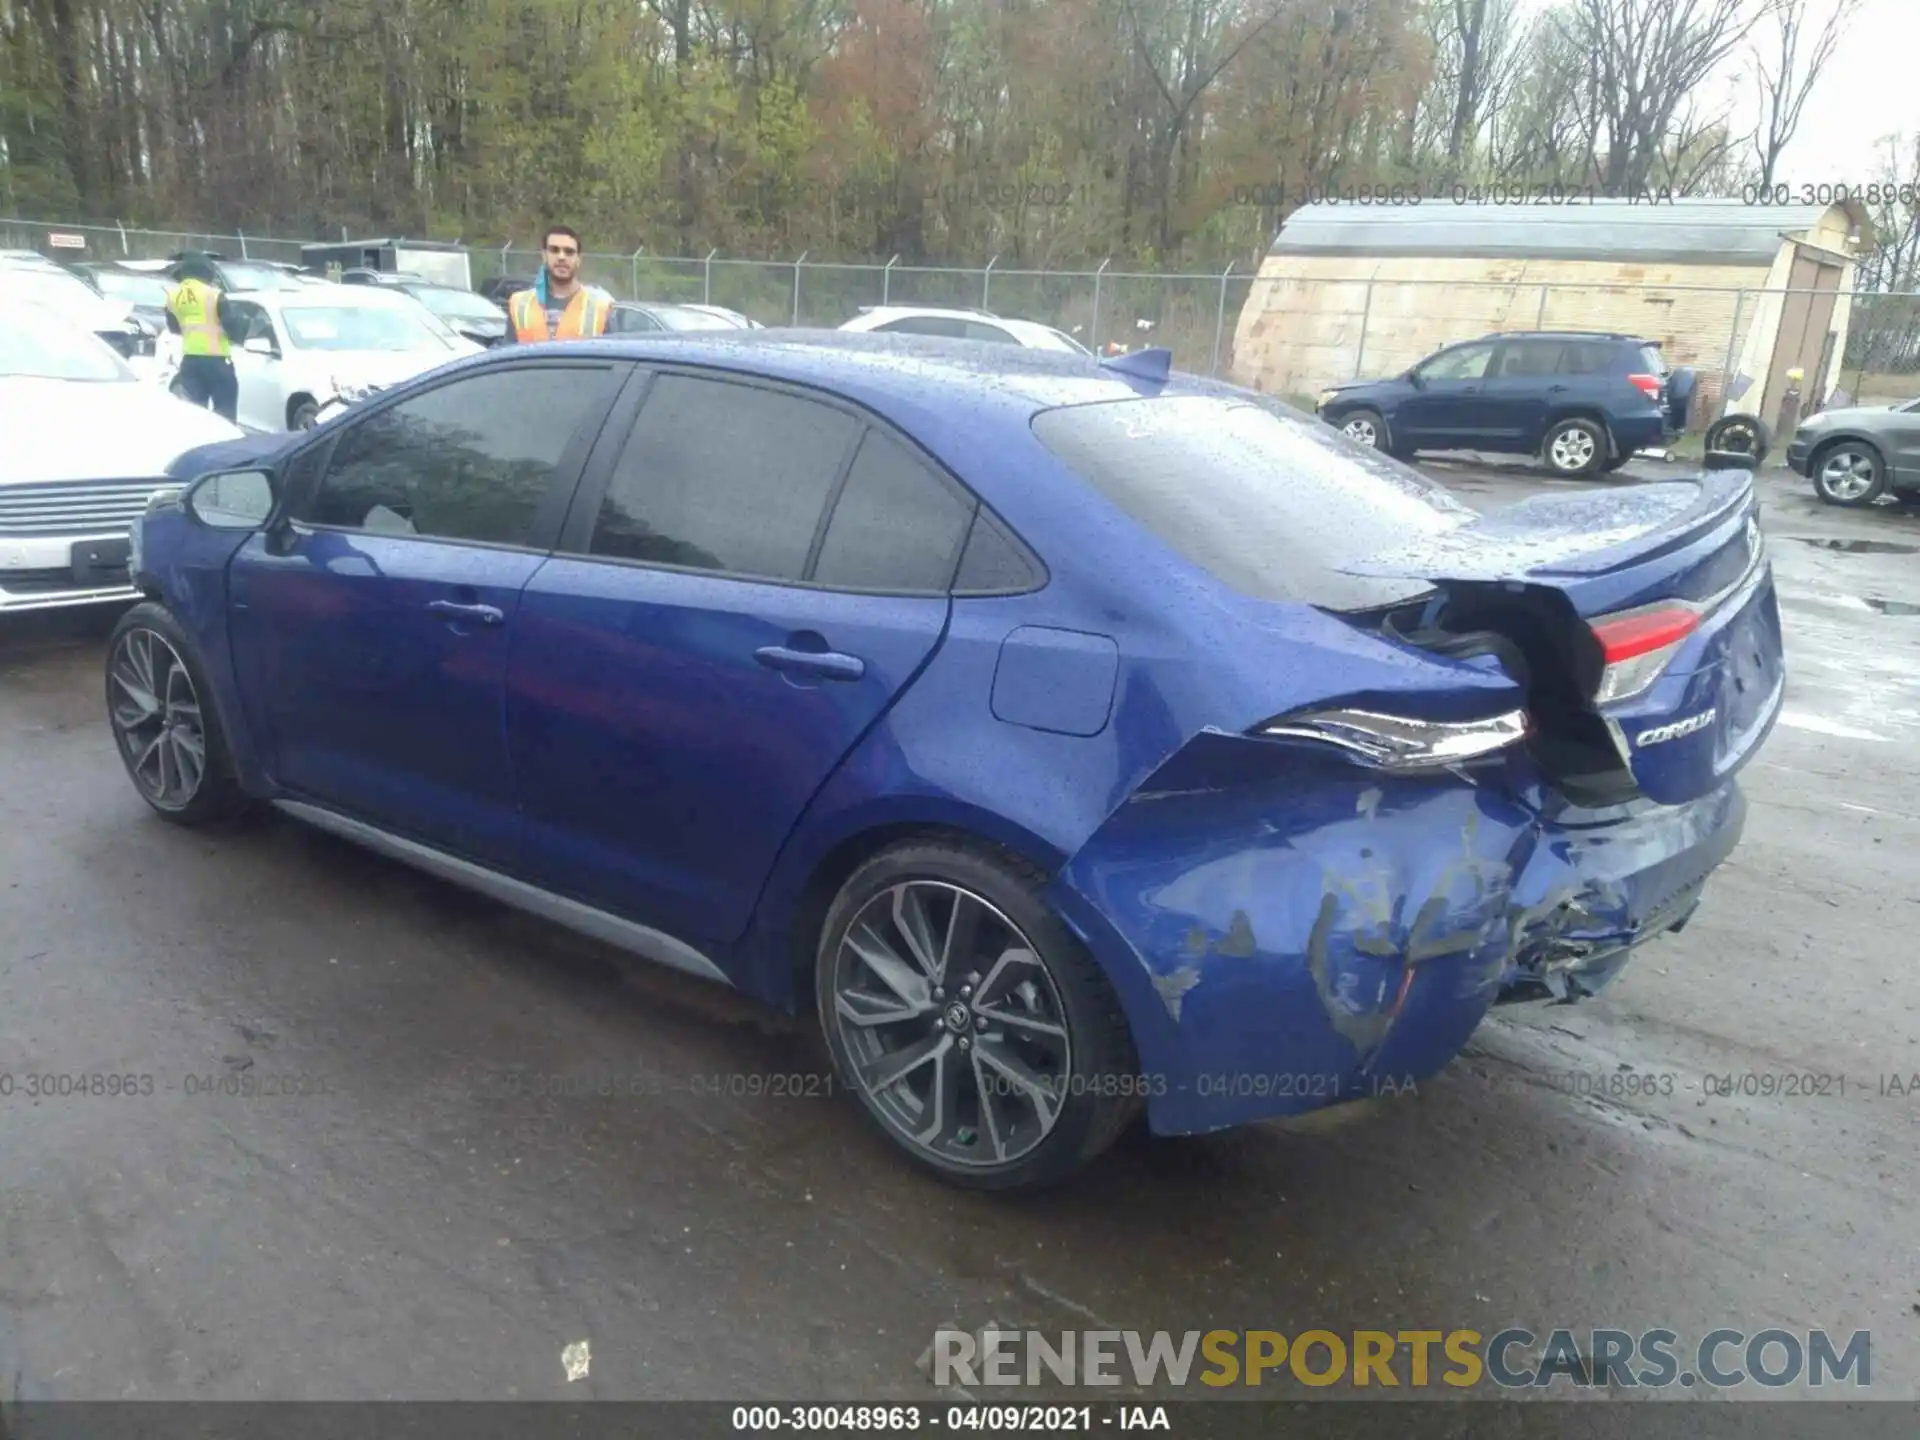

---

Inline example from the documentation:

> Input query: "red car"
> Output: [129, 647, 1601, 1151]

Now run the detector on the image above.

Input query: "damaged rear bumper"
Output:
[1049, 762, 1745, 1137]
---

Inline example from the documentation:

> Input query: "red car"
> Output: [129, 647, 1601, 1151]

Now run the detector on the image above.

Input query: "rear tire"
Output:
[1811, 440, 1886, 507]
[815, 839, 1141, 1191]
[105, 602, 252, 826]
[1543, 417, 1607, 476]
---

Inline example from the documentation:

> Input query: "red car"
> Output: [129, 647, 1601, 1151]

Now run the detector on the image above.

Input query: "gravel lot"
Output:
[1, 455, 1915, 1412]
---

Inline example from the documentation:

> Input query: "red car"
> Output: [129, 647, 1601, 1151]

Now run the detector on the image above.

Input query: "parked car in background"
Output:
[838, 305, 1091, 353]
[386, 281, 508, 347]
[173, 254, 311, 295]
[215, 285, 481, 432]
[0, 258, 158, 376]
[335, 267, 510, 344]
[1316, 331, 1695, 477]
[70, 262, 170, 327]
[605, 301, 763, 334]
[677, 303, 761, 329]
[70, 263, 180, 379]
[335, 268, 428, 287]
[478, 274, 537, 308]
[1786, 397, 1920, 507]
[111, 331, 1780, 1189]
[1, 305, 241, 613]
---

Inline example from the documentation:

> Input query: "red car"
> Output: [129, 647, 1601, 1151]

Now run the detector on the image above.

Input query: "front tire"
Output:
[1337, 408, 1390, 452]
[1811, 440, 1886, 507]
[105, 603, 250, 826]
[815, 839, 1141, 1191]
[1543, 417, 1608, 476]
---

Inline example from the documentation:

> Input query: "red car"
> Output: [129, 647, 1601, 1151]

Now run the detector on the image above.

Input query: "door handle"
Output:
[428, 599, 505, 626]
[755, 645, 865, 681]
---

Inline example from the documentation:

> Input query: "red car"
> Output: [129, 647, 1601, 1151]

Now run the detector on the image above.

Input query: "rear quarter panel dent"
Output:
[1054, 763, 1542, 1125]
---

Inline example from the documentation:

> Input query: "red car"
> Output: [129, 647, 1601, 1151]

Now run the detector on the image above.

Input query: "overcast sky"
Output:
[1508, 0, 1915, 183]
[1770, 0, 1915, 180]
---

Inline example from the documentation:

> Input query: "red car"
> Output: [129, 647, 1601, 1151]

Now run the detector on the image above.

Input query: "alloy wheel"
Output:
[1550, 427, 1598, 470]
[1716, 420, 1760, 456]
[1819, 449, 1878, 502]
[108, 628, 207, 810]
[1341, 417, 1379, 447]
[830, 881, 1073, 1168]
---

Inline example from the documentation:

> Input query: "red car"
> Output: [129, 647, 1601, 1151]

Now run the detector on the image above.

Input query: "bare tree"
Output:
[1115, 0, 1291, 255]
[1554, 0, 1757, 194]
[1747, 0, 1860, 190]
[1487, 10, 1602, 185]
[1413, 0, 1526, 177]
[1860, 132, 1920, 291]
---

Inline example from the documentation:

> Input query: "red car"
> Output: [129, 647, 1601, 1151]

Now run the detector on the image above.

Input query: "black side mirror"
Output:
[185, 468, 277, 530]
[1405, 369, 1425, 389]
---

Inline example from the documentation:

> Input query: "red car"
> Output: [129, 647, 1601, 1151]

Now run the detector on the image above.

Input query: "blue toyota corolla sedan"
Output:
[112, 331, 1784, 1190]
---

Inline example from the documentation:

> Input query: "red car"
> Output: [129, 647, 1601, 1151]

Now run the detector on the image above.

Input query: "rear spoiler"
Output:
[1338, 469, 1754, 583]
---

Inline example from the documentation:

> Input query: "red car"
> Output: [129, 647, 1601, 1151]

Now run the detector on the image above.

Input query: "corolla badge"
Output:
[1636, 709, 1717, 747]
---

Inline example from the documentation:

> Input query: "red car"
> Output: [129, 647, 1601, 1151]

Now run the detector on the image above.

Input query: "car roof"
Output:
[853, 305, 1001, 321]
[486, 328, 1212, 420]
[1472, 330, 1646, 343]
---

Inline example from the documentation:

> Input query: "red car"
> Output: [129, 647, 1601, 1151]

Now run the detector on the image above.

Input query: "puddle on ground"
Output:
[1787, 537, 1920, 555]
[1864, 597, 1920, 616]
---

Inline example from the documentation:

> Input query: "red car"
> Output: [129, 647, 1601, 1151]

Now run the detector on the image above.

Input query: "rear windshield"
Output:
[1031, 394, 1471, 611]
[1638, 344, 1669, 376]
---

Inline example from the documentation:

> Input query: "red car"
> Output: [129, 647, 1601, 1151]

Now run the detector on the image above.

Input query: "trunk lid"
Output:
[1342, 470, 1784, 807]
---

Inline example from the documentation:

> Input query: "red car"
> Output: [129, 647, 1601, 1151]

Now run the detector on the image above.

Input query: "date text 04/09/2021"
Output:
[729, 1404, 1171, 1432]
[1228, 182, 1679, 207]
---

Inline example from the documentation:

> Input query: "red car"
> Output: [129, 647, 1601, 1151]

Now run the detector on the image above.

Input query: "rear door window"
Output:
[811, 429, 975, 592]
[962, 321, 1020, 344]
[585, 374, 858, 579]
[953, 510, 1043, 593]
[1031, 394, 1470, 611]
[1494, 339, 1565, 377]
[877, 316, 968, 338]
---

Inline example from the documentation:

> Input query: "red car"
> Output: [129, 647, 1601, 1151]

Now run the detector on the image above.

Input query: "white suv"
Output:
[837, 306, 1089, 353]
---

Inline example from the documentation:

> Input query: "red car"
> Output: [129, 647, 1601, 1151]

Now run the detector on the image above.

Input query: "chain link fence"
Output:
[8, 217, 1920, 415]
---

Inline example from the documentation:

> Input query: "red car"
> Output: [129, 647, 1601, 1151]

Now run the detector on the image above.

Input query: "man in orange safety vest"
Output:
[504, 224, 613, 343]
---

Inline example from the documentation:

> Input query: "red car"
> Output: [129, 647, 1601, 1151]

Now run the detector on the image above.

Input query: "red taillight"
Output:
[1592, 607, 1700, 663]
[1628, 373, 1663, 401]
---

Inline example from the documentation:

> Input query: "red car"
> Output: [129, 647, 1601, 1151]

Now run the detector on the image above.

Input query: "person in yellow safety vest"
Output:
[504, 225, 613, 343]
[165, 254, 239, 421]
